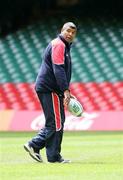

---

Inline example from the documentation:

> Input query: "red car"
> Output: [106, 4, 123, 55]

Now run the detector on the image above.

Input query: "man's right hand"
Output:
[63, 90, 70, 107]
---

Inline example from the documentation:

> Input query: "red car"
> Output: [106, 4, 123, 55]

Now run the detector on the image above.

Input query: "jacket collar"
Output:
[58, 34, 72, 48]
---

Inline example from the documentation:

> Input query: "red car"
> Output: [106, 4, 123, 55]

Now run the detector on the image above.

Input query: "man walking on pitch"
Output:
[24, 22, 77, 163]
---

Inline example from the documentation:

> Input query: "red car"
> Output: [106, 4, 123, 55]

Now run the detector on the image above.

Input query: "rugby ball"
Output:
[68, 98, 83, 117]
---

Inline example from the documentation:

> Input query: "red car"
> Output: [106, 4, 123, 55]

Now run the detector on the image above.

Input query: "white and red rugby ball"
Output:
[68, 98, 83, 117]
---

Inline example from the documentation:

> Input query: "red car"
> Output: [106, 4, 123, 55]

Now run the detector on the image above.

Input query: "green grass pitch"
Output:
[0, 131, 123, 180]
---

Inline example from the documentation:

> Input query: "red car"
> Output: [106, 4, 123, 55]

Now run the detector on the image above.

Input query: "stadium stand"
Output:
[0, 18, 123, 111]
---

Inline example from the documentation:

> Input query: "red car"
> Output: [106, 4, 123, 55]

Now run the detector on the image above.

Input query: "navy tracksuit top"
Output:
[35, 34, 72, 95]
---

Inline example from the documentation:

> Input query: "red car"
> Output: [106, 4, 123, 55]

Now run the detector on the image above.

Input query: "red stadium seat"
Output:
[1, 82, 123, 111]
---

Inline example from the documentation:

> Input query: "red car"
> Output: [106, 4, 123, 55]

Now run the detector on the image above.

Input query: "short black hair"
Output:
[62, 22, 77, 31]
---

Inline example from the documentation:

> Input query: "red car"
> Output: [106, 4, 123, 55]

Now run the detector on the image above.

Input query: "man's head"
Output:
[61, 22, 77, 43]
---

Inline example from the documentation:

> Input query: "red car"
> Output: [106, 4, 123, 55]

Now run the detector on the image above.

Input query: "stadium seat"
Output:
[0, 82, 123, 111]
[0, 18, 123, 111]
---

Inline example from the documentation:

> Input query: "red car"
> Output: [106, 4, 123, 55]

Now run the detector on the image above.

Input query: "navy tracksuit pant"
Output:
[29, 91, 65, 162]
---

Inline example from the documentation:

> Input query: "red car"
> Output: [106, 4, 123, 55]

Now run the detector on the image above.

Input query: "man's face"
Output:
[61, 26, 77, 43]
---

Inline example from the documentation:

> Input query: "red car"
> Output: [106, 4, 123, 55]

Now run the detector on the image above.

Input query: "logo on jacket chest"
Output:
[65, 53, 71, 59]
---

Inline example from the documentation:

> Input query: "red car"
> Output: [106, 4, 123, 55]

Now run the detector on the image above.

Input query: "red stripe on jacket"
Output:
[51, 38, 65, 65]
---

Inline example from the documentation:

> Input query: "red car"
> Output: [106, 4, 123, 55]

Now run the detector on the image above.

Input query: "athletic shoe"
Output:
[24, 143, 43, 162]
[57, 157, 71, 163]
[48, 157, 71, 163]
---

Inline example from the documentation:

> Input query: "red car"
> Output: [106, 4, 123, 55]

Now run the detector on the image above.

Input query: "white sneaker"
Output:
[48, 157, 71, 163]
[24, 143, 43, 162]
